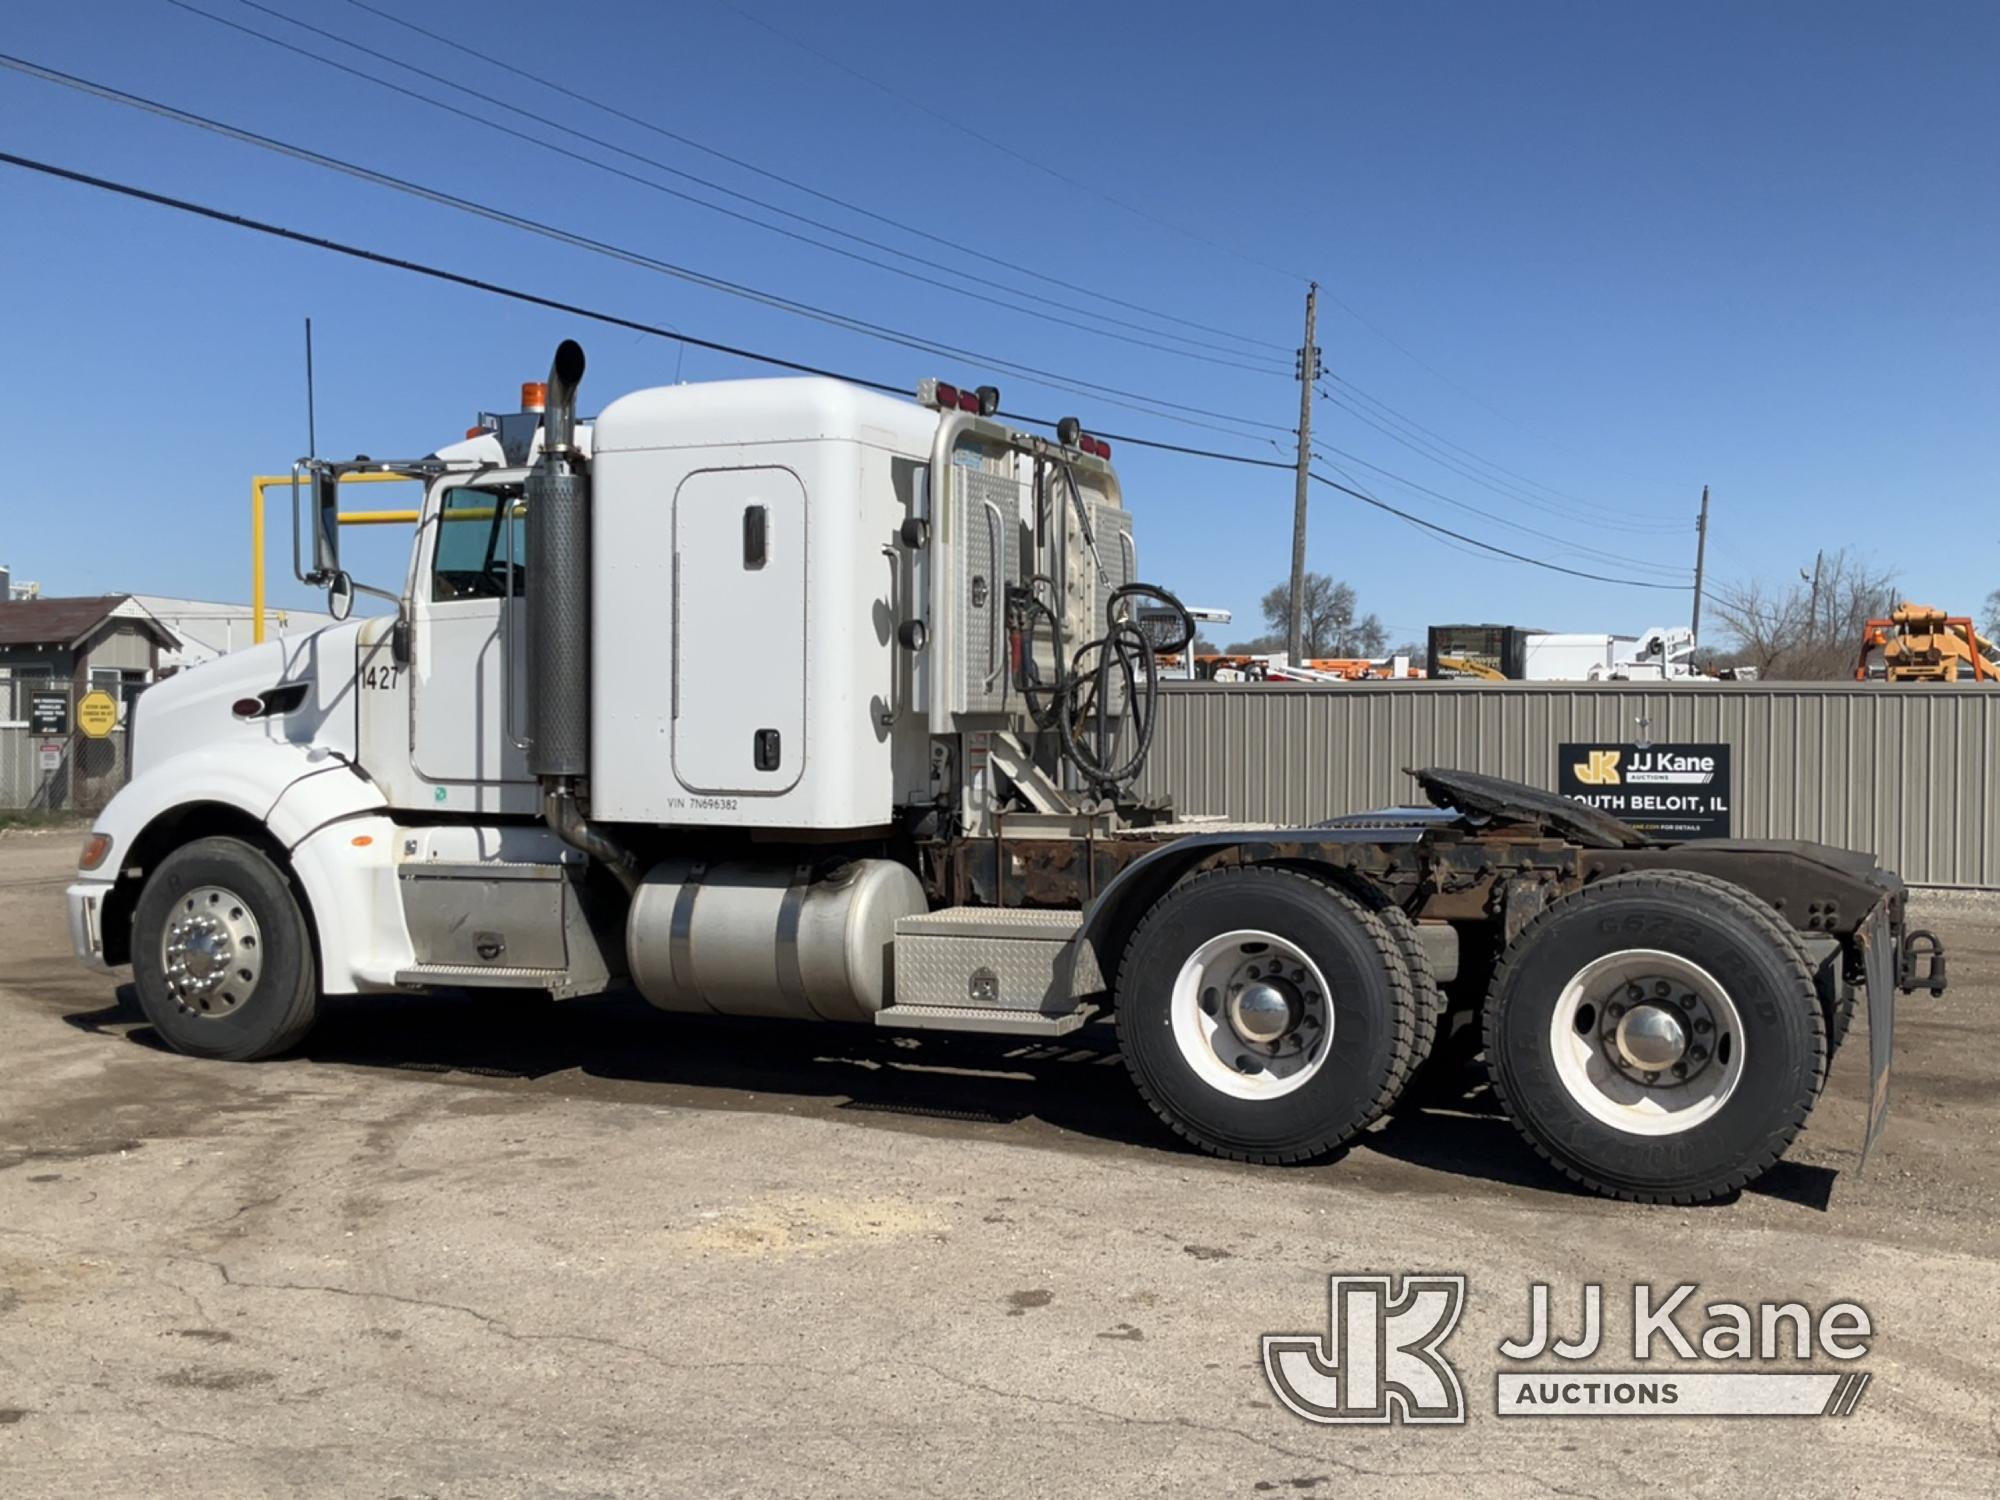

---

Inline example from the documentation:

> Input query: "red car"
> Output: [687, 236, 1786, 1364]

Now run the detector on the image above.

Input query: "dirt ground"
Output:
[1, 828, 1995, 1497]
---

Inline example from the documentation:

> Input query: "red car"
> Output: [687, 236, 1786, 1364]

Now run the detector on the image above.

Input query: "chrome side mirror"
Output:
[326, 570, 355, 622]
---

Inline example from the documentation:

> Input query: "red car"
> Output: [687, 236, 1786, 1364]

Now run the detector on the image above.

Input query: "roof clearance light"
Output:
[956, 389, 980, 413]
[933, 381, 960, 410]
[465, 426, 485, 439]
[1095, 438, 1112, 460]
[520, 381, 548, 412]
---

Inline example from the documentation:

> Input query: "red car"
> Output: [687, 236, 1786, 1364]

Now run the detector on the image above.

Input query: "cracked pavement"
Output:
[1, 831, 1996, 1496]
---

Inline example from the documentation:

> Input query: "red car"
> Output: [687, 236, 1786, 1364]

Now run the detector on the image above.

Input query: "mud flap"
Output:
[1858, 902, 1895, 1169]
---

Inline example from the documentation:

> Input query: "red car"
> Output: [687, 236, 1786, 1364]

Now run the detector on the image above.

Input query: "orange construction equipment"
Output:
[1855, 603, 2000, 683]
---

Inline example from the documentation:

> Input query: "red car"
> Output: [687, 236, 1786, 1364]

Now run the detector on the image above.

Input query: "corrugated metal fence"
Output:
[1134, 682, 2000, 889]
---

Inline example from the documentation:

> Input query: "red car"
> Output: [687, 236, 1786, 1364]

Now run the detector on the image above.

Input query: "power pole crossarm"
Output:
[1287, 283, 1320, 665]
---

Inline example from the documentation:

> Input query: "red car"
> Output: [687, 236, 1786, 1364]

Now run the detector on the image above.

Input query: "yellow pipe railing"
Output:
[251, 471, 417, 643]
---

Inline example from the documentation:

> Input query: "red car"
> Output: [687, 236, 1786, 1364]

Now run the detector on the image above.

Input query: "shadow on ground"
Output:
[62, 984, 1837, 1208]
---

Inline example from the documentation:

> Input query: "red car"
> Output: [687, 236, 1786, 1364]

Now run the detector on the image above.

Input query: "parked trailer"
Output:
[67, 343, 1945, 1202]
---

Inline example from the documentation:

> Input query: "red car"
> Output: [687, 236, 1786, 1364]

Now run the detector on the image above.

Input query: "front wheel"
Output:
[1483, 871, 1826, 1203]
[130, 836, 320, 1061]
[1116, 866, 1417, 1164]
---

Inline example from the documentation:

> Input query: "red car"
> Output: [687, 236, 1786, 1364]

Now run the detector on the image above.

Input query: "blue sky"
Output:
[2, 0, 1994, 645]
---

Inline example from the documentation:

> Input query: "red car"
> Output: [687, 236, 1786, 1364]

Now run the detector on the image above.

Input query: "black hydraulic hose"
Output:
[1009, 455, 1195, 798]
[1013, 578, 1192, 799]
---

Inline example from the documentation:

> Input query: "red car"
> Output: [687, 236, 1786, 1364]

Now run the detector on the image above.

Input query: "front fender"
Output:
[93, 744, 385, 863]
[82, 745, 405, 994]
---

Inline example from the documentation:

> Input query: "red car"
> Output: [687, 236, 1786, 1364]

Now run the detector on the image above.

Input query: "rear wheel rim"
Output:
[1547, 948, 1742, 1136]
[160, 885, 264, 1020]
[1169, 929, 1333, 1100]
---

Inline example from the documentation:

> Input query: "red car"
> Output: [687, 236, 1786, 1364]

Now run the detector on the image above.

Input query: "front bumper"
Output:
[67, 879, 115, 971]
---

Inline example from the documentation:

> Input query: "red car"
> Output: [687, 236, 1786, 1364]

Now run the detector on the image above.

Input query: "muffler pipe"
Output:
[526, 339, 590, 780]
[524, 339, 640, 894]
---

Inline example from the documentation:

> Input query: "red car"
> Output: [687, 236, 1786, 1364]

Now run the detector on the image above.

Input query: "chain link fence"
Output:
[0, 720, 133, 814]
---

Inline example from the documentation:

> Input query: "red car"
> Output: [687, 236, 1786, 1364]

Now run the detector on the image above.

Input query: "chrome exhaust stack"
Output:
[522, 339, 638, 893]
[526, 339, 590, 780]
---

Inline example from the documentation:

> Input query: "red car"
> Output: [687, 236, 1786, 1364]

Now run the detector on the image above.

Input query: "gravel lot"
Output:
[2, 829, 1996, 1497]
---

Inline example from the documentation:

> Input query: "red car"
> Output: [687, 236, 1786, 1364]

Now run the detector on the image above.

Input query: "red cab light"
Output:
[956, 389, 980, 412]
[934, 382, 961, 409]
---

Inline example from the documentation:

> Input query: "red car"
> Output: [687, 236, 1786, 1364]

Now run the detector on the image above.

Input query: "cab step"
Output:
[874, 1001, 1099, 1037]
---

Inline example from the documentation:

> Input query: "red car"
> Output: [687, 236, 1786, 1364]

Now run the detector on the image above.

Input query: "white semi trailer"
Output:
[67, 343, 1943, 1202]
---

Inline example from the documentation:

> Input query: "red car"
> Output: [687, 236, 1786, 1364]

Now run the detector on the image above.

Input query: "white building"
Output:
[116, 596, 337, 673]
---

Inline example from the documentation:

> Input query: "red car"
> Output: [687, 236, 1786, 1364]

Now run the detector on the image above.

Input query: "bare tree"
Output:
[1709, 548, 1899, 680]
[1258, 573, 1356, 658]
[1984, 589, 2000, 642]
[1226, 574, 1386, 658]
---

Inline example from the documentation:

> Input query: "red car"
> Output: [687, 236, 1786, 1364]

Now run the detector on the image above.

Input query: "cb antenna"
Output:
[304, 315, 317, 459]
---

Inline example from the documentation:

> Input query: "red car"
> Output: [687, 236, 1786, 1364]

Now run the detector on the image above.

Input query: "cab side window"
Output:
[430, 485, 527, 601]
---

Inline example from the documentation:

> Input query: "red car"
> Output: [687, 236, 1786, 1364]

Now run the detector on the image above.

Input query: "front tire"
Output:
[1116, 866, 1417, 1164]
[1484, 871, 1826, 1203]
[131, 836, 320, 1061]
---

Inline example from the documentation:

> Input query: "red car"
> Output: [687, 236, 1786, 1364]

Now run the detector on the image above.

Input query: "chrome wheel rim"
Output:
[160, 885, 264, 1019]
[1548, 949, 1742, 1136]
[1169, 929, 1333, 1101]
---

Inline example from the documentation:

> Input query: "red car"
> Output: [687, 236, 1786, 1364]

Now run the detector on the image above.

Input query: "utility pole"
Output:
[1287, 282, 1320, 665]
[1689, 483, 1710, 649]
[1807, 548, 1826, 644]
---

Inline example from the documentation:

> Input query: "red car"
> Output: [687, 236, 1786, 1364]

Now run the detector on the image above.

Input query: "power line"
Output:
[1323, 371, 1678, 522]
[1310, 441, 1691, 578]
[1317, 384, 1686, 536]
[169, 0, 1292, 379]
[0, 145, 1685, 600]
[0, 54, 1287, 442]
[0, 148, 1296, 467]
[333, 0, 1289, 359]
[709, 0, 1310, 285]
[1308, 470, 1693, 591]
[712, 0, 1638, 490]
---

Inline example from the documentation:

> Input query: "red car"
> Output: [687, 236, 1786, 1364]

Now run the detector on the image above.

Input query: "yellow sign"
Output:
[77, 690, 120, 740]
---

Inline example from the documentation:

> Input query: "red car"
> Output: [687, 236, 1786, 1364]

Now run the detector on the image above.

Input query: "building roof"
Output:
[0, 595, 179, 651]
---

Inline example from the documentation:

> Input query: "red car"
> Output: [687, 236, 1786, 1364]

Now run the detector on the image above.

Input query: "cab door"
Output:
[408, 477, 534, 805]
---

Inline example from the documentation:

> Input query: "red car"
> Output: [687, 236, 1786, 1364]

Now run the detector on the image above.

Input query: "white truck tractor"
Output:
[67, 342, 1945, 1202]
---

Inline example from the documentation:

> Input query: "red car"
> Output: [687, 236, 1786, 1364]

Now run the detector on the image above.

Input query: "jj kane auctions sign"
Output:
[1558, 743, 1733, 839]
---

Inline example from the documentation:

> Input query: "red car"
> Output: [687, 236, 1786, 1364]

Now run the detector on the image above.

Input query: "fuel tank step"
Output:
[873, 1001, 1099, 1037]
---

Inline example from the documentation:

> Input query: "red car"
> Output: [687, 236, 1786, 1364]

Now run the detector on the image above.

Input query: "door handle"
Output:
[982, 499, 1004, 693]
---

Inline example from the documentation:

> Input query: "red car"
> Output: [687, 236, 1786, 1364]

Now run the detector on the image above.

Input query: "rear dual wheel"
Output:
[1116, 866, 1419, 1164]
[1484, 871, 1826, 1203]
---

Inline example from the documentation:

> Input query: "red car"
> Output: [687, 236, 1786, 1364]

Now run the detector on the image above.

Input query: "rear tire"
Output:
[131, 837, 320, 1061]
[1116, 866, 1416, 1164]
[1483, 871, 1825, 1203]
[1377, 904, 1445, 1102]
